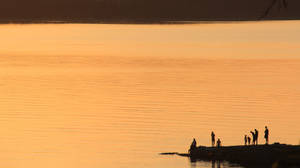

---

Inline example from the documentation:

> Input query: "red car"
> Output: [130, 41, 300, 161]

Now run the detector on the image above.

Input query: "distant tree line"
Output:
[0, 0, 299, 23]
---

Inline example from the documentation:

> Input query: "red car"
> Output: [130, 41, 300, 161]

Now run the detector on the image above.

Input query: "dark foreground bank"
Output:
[161, 143, 300, 168]
[1, 0, 300, 24]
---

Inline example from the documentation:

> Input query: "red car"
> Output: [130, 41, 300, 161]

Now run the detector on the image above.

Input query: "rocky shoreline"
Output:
[161, 143, 300, 167]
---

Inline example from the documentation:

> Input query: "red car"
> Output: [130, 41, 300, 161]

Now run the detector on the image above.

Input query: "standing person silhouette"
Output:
[192, 138, 197, 147]
[247, 136, 251, 145]
[189, 138, 197, 152]
[216, 138, 221, 148]
[211, 131, 215, 147]
[250, 131, 255, 145]
[244, 135, 247, 145]
[264, 126, 269, 144]
[189, 138, 197, 153]
[255, 129, 259, 145]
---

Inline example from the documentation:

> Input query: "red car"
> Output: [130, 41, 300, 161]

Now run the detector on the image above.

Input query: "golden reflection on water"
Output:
[0, 21, 300, 168]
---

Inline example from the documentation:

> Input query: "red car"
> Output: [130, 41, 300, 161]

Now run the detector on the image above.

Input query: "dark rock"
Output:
[167, 143, 300, 167]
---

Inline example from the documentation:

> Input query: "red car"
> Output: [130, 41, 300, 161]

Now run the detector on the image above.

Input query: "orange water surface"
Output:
[0, 21, 299, 168]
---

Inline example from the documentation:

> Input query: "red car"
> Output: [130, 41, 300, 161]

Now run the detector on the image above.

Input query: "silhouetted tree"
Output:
[261, 0, 288, 19]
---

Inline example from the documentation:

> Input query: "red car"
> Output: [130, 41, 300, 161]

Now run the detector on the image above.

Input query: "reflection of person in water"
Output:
[190, 160, 196, 168]
[212, 160, 221, 168]
[217, 160, 221, 168]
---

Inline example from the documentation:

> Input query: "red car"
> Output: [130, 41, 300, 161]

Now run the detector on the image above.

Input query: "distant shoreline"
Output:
[0, 18, 300, 25]
[1, 0, 300, 24]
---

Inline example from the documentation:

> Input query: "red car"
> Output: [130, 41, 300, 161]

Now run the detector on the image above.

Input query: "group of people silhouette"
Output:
[189, 126, 270, 152]
[244, 126, 269, 145]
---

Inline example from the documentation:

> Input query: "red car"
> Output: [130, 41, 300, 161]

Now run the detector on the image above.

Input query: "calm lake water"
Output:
[0, 21, 300, 168]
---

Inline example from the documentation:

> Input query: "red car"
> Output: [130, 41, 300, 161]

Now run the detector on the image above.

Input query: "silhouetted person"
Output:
[189, 138, 197, 152]
[244, 135, 247, 145]
[247, 136, 251, 145]
[211, 131, 215, 147]
[217, 138, 221, 148]
[250, 131, 255, 145]
[264, 126, 269, 144]
[255, 129, 259, 145]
